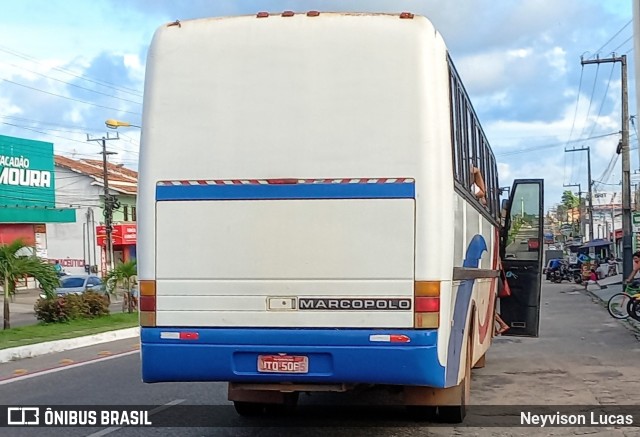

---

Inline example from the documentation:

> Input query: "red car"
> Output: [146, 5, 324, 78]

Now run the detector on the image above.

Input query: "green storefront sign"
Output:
[0, 134, 75, 223]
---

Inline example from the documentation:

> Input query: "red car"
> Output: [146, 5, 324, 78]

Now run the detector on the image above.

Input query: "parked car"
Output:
[53, 275, 110, 304]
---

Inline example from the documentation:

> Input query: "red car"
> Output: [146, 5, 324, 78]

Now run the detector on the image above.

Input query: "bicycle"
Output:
[607, 284, 640, 319]
[628, 294, 640, 322]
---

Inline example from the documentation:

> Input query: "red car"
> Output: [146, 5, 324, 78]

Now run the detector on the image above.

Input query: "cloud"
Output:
[0, 0, 635, 212]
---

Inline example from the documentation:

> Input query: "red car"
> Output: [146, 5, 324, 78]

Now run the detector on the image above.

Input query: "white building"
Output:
[45, 156, 138, 276]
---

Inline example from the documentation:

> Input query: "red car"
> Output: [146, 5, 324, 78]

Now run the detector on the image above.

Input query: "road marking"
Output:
[85, 399, 186, 437]
[98, 351, 112, 356]
[13, 369, 28, 376]
[0, 349, 138, 386]
[59, 359, 74, 365]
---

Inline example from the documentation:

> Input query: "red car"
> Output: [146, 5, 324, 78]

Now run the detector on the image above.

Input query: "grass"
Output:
[0, 312, 139, 350]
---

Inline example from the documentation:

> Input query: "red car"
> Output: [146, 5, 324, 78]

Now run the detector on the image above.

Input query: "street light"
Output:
[105, 119, 141, 129]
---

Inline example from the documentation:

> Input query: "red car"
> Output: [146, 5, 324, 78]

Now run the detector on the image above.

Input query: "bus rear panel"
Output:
[139, 13, 456, 392]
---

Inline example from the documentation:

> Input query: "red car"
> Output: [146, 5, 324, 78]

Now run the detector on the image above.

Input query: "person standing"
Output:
[53, 260, 63, 277]
[584, 268, 605, 290]
[623, 251, 640, 286]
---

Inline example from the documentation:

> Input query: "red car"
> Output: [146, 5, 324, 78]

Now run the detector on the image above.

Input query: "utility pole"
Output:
[87, 133, 119, 273]
[611, 192, 617, 257]
[581, 55, 631, 279]
[564, 147, 594, 244]
[563, 183, 583, 238]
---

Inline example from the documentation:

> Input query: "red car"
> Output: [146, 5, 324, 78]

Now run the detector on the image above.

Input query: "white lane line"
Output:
[85, 399, 186, 437]
[0, 350, 139, 386]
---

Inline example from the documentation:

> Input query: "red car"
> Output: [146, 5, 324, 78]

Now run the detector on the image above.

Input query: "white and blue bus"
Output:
[137, 11, 543, 422]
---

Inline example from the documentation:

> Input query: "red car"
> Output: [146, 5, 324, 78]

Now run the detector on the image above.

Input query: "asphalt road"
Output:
[2, 281, 640, 436]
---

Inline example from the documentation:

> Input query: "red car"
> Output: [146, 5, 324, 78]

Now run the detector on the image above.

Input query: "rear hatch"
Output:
[154, 180, 415, 328]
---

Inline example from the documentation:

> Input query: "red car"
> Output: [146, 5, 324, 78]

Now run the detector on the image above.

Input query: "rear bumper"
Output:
[141, 328, 445, 387]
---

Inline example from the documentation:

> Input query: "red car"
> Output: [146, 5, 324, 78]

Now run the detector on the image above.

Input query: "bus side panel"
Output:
[414, 30, 455, 370]
[446, 193, 498, 386]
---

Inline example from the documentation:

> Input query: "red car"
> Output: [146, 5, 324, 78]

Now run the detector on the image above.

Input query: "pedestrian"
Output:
[623, 251, 640, 287]
[584, 268, 606, 290]
[495, 313, 509, 335]
[53, 260, 63, 277]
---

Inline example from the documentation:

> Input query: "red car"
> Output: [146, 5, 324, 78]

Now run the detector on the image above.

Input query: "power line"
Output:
[0, 45, 143, 97]
[611, 36, 634, 55]
[564, 65, 585, 185]
[592, 19, 632, 57]
[1, 77, 140, 115]
[4, 60, 142, 105]
[0, 115, 95, 131]
[1, 122, 139, 157]
[577, 64, 600, 142]
[496, 131, 620, 157]
[2, 122, 103, 147]
[585, 63, 616, 141]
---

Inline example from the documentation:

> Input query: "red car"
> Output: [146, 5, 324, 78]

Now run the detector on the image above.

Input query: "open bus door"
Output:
[499, 179, 544, 337]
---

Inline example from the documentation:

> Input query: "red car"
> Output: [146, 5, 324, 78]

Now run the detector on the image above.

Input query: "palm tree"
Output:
[105, 260, 137, 313]
[0, 238, 60, 329]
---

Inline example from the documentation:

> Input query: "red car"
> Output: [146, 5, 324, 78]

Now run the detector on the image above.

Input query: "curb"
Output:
[0, 327, 140, 364]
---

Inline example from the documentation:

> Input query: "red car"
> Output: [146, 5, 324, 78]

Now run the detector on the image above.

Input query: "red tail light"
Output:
[140, 295, 156, 312]
[415, 296, 439, 312]
[390, 334, 411, 343]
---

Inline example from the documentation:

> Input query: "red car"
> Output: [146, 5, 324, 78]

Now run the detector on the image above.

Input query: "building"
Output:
[0, 134, 75, 257]
[590, 191, 622, 256]
[47, 156, 138, 275]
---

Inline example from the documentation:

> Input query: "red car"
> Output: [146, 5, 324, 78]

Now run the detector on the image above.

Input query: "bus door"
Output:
[499, 179, 544, 337]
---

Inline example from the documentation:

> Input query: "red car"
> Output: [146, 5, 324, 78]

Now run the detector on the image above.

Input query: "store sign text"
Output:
[0, 155, 51, 188]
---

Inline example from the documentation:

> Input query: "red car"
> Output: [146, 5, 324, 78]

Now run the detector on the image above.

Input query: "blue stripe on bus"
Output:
[155, 182, 415, 201]
[141, 327, 445, 387]
[445, 234, 487, 387]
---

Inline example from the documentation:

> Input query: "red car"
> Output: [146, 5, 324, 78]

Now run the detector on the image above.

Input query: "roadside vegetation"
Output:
[1, 238, 59, 330]
[34, 291, 110, 323]
[0, 312, 139, 350]
[105, 260, 138, 313]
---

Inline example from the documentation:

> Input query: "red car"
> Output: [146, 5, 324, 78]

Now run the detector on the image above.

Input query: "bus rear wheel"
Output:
[437, 337, 471, 423]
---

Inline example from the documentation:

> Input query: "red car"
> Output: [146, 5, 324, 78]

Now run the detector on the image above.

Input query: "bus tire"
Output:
[233, 401, 265, 417]
[437, 334, 471, 423]
[264, 392, 299, 415]
[406, 405, 437, 421]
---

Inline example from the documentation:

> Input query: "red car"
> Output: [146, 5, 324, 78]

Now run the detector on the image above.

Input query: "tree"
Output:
[561, 190, 580, 209]
[0, 239, 59, 329]
[105, 260, 137, 313]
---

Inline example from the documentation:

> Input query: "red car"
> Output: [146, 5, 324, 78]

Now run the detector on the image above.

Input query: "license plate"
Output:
[257, 355, 309, 373]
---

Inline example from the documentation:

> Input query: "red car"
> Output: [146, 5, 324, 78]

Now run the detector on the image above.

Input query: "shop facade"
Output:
[49, 155, 138, 276]
[0, 135, 75, 262]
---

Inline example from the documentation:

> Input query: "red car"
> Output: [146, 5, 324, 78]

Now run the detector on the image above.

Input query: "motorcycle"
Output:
[568, 267, 583, 284]
[550, 268, 569, 283]
[550, 265, 582, 284]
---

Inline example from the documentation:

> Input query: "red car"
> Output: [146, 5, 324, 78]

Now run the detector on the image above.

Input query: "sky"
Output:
[0, 0, 636, 210]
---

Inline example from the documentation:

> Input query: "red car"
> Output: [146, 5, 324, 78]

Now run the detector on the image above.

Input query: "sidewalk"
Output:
[0, 287, 42, 315]
[582, 273, 622, 302]
[581, 273, 640, 331]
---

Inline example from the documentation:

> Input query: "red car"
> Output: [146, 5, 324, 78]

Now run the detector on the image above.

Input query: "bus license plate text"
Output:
[257, 355, 309, 373]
